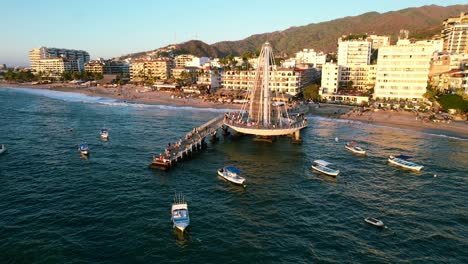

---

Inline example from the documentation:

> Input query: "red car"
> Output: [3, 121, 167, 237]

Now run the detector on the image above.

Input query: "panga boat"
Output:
[0, 144, 6, 155]
[345, 142, 366, 155]
[364, 217, 385, 228]
[100, 128, 109, 140]
[388, 155, 423, 171]
[311, 160, 340, 176]
[217, 166, 246, 187]
[171, 194, 190, 232]
[78, 143, 90, 155]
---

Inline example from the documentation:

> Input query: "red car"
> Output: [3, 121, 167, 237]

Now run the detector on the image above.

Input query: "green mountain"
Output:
[123, 4, 467, 60]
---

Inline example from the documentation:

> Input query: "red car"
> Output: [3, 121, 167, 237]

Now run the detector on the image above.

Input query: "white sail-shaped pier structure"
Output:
[223, 42, 308, 142]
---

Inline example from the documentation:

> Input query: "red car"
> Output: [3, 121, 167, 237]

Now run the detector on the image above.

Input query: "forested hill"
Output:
[120, 4, 467, 60]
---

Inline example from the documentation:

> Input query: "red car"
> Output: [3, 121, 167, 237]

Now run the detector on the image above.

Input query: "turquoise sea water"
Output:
[0, 87, 467, 263]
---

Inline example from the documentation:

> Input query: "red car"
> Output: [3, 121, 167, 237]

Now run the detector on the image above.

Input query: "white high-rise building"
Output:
[337, 38, 372, 66]
[442, 12, 468, 54]
[320, 63, 340, 94]
[374, 39, 443, 100]
[29, 47, 90, 73]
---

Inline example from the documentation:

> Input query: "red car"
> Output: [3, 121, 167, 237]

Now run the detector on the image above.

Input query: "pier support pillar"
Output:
[292, 130, 302, 144]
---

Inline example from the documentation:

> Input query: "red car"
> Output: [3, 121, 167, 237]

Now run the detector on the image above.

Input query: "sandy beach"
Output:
[1, 82, 467, 139]
[340, 108, 468, 139]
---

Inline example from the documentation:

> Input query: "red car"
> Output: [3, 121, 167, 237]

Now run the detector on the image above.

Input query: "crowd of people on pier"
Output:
[223, 111, 307, 129]
[152, 124, 215, 165]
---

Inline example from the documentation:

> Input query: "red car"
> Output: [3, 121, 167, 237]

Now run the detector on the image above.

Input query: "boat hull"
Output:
[364, 218, 385, 228]
[171, 205, 190, 232]
[0, 145, 6, 155]
[388, 158, 423, 171]
[345, 145, 366, 155]
[217, 169, 246, 185]
[311, 165, 340, 176]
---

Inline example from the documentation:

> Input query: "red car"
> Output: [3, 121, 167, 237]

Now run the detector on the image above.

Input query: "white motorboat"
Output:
[364, 217, 385, 228]
[388, 155, 423, 171]
[217, 166, 246, 187]
[0, 144, 6, 155]
[311, 160, 340, 176]
[78, 143, 90, 155]
[345, 142, 366, 155]
[171, 194, 190, 232]
[100, 128, 109, 140]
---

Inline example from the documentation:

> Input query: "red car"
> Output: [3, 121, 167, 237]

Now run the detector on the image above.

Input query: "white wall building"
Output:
[186, 57, 210, 68]
[29, 47, 90, 73]
[222, 68, 314, 95]
[197, 68, 221, 89]
[442, 12, 468, 54]
[367, 35, 390, 49]
[295, 49, 327, 67]
[320, 63, 340, 94]
[374, 39, 443, 100]
[337, 39, 372, 66]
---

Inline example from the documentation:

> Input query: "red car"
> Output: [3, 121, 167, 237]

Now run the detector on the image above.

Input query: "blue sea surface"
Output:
[0, 87, 467, 263]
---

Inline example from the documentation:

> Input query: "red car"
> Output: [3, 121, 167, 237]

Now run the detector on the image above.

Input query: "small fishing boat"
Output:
[388, 155, 423, 171]
[78, 143, 90, 155]
[171, 194, 190, 232]
[364, 217, 385, 228]
[311, 160, 340, 176]
[345, 141, 366, 155]
[0, 144, 6, 155]
[100, 128, 109, 140]
[217, 166, 246, 187]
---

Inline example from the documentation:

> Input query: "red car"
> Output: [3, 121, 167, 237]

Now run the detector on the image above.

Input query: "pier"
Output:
[150, 115, 225, 170]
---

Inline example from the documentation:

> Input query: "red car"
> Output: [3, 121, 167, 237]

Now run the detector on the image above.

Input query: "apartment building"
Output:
[374, 39, 443, 100]
[85, 60, 130, 75]
[130, 59, 170, 82]
[29, 47, 90, 73]
[339, 65, 377, 91]
[320, 63, 340, 94]
[367, 35, 390, 49]
[197, 68, 221, 89]
[442, 12, 468, 54]
[337, 37, 372, 66]
[174, 54, 195, 68]
[222, 68, 314, 96]
[294, 49, 327, 67]
[320, 62, 376, 95]
[33, 58, 80, 74]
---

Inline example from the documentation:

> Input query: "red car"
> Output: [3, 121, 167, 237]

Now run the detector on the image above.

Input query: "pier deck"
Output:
[150, 115, 225, 170]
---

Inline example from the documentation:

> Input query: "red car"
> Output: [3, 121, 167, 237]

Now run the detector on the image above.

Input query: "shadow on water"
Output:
[173, 229, 190, 248]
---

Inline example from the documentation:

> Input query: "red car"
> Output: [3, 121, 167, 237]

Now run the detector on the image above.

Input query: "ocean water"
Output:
[0, 87, 467, 263]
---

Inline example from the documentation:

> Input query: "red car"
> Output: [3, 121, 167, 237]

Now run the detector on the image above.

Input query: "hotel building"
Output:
[85, 60, 130, 75]
[374, 38, 443, 100]
[337, 37, 372, 66]
[321, 35, 379, 97]
[222, 68, 314, 96]
[442, 12, 468, 54]
[174, 54, 195, 68]
[130, 59, 171, 82]
[29, 47, 90, 73]
[197, 68, 221, 89]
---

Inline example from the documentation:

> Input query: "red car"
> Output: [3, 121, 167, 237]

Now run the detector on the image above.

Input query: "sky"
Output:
[1, 0, 466, 66]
